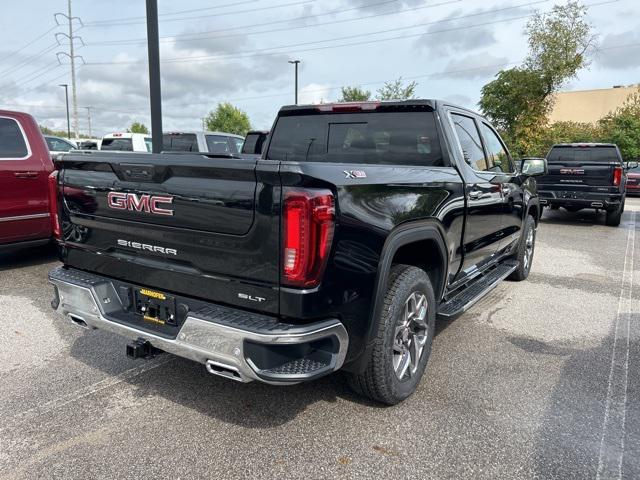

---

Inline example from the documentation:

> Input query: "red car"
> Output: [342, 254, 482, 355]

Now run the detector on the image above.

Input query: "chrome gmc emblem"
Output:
[107, 192, 174, 216]
[560, 168, 585, 175]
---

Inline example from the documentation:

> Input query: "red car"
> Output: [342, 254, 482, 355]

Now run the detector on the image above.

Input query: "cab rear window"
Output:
[266, 111, 443, 166]
[547, 146, 620, 163]
[101, 138, 133, 151]
[0, 118, 28, 158]
[163, 133, 198, 152]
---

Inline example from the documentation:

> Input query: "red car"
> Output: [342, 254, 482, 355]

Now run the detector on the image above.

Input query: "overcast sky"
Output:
[0, 0, 638, 137]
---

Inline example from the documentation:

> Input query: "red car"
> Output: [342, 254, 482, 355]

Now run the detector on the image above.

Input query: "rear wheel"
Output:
[346, 265, 436, 405]
[508, 215, 536, 281]
[605, 200, 624, 227]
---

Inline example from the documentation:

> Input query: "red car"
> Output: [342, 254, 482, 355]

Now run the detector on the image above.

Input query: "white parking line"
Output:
[596, 210, 636, 480]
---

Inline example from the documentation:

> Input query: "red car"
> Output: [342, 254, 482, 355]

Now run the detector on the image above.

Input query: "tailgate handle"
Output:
[14, 171, 38, 178]
[120, 164, 155, 181]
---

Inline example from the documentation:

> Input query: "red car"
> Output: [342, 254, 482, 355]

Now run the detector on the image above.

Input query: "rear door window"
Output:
[267, 111, 443, 166]
[101, 138, 133, 151]
[0, 118, 29, 158]
[451, 114, 487, 171]
[206, 135, 231, 154]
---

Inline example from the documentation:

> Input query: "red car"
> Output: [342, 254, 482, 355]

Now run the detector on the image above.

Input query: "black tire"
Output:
[346, 265, 436, 405]
[508, 215, 536, 281]
[605, 200, 624, 227]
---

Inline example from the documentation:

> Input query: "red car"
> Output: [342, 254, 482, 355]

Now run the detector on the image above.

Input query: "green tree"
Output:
[530, 121, 602, 157]
[524, 1, 595, 96]
[205, 102, 251, 136]
[479, 1, 595, 156]
[338, 86, 372, 102]
[128, 122, 149, 134]
[376, 77, 417, 101]
[598, 88, 640, 160]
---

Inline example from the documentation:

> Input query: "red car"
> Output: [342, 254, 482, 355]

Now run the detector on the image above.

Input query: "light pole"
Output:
[146, 0, 163, 153]
[59, 84, 71, 140]
[288, 60, 300, 105]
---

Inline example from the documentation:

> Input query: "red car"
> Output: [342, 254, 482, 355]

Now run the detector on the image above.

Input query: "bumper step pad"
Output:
[437, 260, 518, 320]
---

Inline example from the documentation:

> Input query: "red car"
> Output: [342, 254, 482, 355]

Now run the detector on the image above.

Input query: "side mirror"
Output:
[625, 161, 638, 170]
[520, 158, 547, 177]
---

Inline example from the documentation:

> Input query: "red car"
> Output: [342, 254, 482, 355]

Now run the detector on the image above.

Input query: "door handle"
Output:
[468, 190, 482, 200]
[14, 171, 38, 178]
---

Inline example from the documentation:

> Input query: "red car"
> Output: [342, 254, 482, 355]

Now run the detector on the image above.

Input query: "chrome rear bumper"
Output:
[49, 266, 348, 384]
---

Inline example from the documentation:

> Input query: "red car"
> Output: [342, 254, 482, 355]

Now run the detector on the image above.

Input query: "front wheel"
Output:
[346, 265, 436, 405]
[508, 215, 536, 281]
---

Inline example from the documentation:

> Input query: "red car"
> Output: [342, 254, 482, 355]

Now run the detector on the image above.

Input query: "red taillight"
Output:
[613, 167, 622, 187]
[48, 170, 61, 240]
[613, 166, 623, 186]
[283, 189, 335, 287]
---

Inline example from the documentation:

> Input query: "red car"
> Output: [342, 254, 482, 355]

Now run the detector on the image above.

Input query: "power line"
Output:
[85, 0, 405, 45]
[82, 0, 562, 66]
[0, 25, 58, 64]
[6, 39, 639, 115]
[86, 0, 460, 47]
[84, 0, 260, 25]
[85, 0, 317, 27]
[0, 43, 58, 77]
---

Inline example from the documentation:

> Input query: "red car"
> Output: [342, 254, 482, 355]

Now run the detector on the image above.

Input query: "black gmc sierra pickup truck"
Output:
[48, 100, 546, 404]
[537, 143, 627, 226]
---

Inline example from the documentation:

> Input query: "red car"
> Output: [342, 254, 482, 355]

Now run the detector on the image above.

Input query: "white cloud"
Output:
[298, 83, 334, 104]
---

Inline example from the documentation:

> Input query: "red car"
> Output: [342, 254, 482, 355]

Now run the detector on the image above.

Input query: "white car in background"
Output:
[162, 131, 245, 155]
[100, 133, 152, 152]
[44, 135, 77, 156]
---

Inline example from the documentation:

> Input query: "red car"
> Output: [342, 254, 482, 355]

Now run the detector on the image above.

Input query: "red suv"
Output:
[0, 110, 56, 250]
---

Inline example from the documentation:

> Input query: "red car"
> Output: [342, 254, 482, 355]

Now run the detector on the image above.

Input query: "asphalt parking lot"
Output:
[1, 198, 638, 480]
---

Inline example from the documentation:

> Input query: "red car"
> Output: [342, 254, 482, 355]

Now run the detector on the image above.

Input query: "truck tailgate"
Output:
[57, 152, 281, 313]
[538, 161, 616, 187]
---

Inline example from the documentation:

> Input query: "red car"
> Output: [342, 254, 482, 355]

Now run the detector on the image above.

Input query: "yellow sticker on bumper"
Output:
[139, 288, 166, 300]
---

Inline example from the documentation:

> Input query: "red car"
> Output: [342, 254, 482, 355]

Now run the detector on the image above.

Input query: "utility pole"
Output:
[54, 5, 83, 141]
[84, 106, 92, 138]
[146, 0, 163, 153]
[288, 60, 300, 105]
[59, 84, 70, 140]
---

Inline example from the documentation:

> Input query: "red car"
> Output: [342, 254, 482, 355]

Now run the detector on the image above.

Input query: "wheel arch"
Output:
[360, 220, 449, 363]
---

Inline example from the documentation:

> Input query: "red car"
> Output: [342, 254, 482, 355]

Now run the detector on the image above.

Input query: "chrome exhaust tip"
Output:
[591, 202, 604, 208]
[68, 314, 92, 329]
[206, 359, 248, 382]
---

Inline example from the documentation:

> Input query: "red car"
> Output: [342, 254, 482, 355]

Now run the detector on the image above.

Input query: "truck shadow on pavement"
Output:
[62, 316, 459, 428]
[0, 243, 58, 271]
[540, 208, 608, 227]
[531, 315, 639, 479]
[65, 330, 388, 429]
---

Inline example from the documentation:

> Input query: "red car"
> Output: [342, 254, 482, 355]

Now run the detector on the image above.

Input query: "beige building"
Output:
[548, 84, 638, 124]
